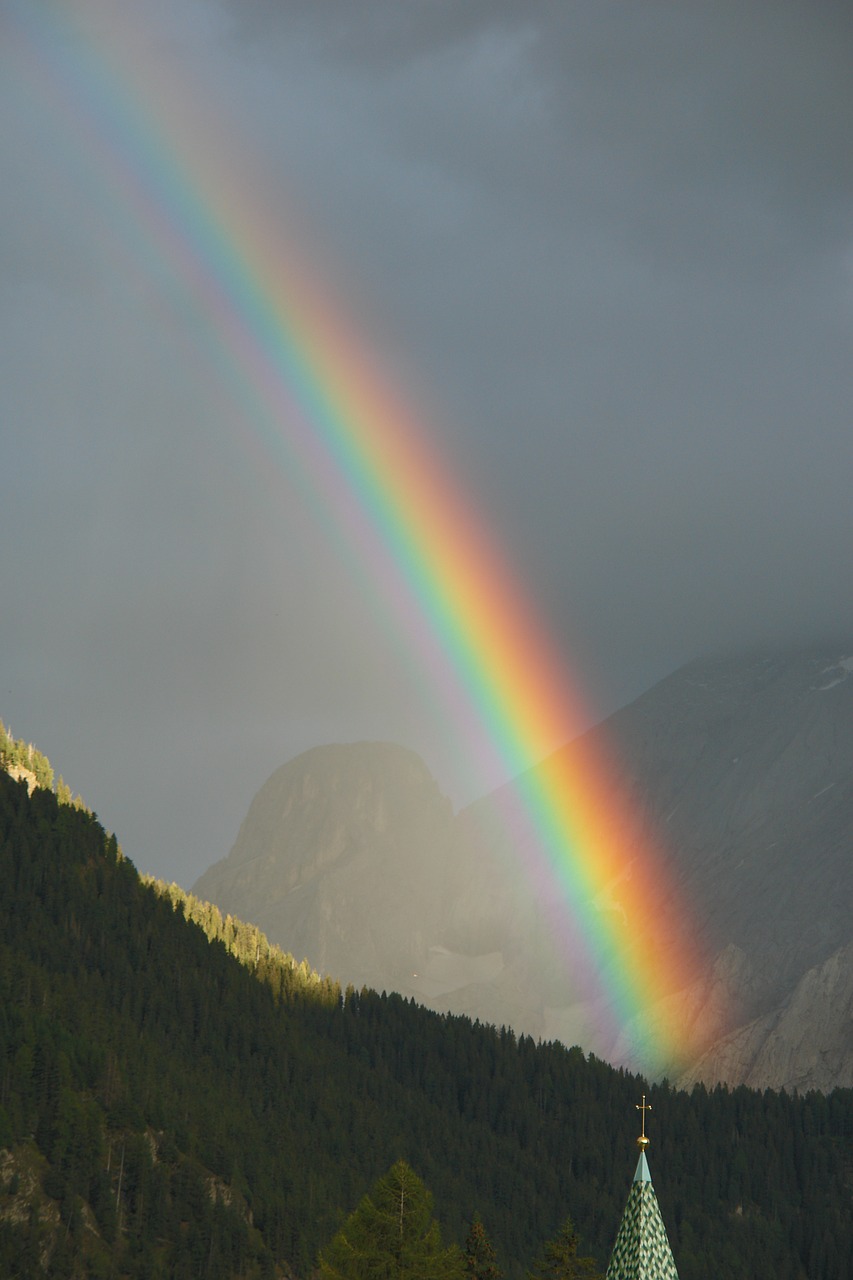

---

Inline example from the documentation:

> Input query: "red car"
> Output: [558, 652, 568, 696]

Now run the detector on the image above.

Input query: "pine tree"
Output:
[527, 1216, 602, 1280]
[318, 1159, 464, 1280]
[464, 1214, 502, 1280]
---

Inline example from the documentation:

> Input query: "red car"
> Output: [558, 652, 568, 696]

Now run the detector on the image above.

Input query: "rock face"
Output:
[193, 743, 464, 996]
[600, 650, 853, 1016]
[587, 648, 853, 1088]
[192, 740, 548, 1029]
[678, 941, 853, 1093]
[194, 647, 853, 1092]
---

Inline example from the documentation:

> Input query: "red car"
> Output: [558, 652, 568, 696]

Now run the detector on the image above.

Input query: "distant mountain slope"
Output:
[194, 648, 853, 1090]
[596, 649, 853, 1003]
[192, 741, 571, 1039]
[678, 939, 853, 1093]
[193, 742, 465, 996]
[584, 648, 853, 1087]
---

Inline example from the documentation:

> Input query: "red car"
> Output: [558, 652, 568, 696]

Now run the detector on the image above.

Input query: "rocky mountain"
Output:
[589, 648, 853, 1089]
[193, 742, 466, 997]
[193, 647, 853, 1091]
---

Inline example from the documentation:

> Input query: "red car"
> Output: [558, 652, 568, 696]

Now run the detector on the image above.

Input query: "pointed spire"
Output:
[605, 1096, 679, 1280]
[632, 1151, 651, 1185]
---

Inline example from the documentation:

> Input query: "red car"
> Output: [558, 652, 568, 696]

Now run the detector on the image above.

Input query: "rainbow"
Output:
[9, 2, 707, 1072]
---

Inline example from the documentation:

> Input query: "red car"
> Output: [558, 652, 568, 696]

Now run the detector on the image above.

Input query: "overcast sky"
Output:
[2, 0, 851, 887]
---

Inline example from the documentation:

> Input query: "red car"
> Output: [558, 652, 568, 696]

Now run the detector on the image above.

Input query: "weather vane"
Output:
[636, 1094, 651, 1150]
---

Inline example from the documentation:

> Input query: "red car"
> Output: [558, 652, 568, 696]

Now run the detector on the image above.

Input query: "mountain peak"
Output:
[193, 741, 459, 992]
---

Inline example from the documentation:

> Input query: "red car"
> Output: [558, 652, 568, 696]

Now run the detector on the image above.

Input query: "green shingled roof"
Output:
[605, 1152, 679, 1280]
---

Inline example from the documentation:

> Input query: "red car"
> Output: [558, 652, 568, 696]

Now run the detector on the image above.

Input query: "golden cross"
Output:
[636, 1094, 651, 1149]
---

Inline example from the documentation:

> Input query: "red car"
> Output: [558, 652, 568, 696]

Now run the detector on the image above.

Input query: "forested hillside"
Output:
[1, 767, 852, 1279]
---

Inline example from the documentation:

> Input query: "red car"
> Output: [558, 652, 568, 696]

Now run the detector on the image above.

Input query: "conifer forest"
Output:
[1, 766, 852, 1279]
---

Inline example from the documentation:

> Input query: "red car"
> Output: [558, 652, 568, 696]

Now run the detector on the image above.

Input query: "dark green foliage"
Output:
[141, 876, 338, 1000]
[318, 1159, 463, 1280]
[465, 1213, 502, 1280]
[527, 1217, 601, 1280]
[0, 764, 852, 1280]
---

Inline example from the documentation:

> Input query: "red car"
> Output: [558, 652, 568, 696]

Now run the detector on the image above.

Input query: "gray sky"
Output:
[2, 0, 851, 887]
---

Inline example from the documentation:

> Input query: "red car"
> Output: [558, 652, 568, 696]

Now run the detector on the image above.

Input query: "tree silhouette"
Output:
[464, 1214, 502, 1280]
[527, 1216, 602, 1280]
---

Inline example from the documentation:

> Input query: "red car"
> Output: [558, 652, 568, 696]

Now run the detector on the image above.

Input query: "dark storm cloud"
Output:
[229, 0, 853, 672]
[1, 0, 851, 884]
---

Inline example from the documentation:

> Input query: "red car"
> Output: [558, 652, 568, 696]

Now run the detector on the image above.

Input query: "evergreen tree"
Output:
[527, 1217, 602, 1280]
[465, 1214, 502, 1280]
[318, 1160, 464, 1280]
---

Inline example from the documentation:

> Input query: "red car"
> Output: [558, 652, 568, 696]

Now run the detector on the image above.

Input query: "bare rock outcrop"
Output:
[193, 742, 464, 995]
[678, 941, 853, 1092]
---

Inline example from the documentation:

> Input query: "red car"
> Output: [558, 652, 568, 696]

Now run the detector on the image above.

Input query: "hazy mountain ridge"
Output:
[679, 939, 853, 1093]
[600, 650, 853, 980]
[193, 742, 465, 997]
[194, 647, 853, 1091]
[593, 649, 853, 1087]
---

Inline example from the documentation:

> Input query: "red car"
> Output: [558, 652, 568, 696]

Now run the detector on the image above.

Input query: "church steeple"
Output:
[605, 1096, 679, 1280]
